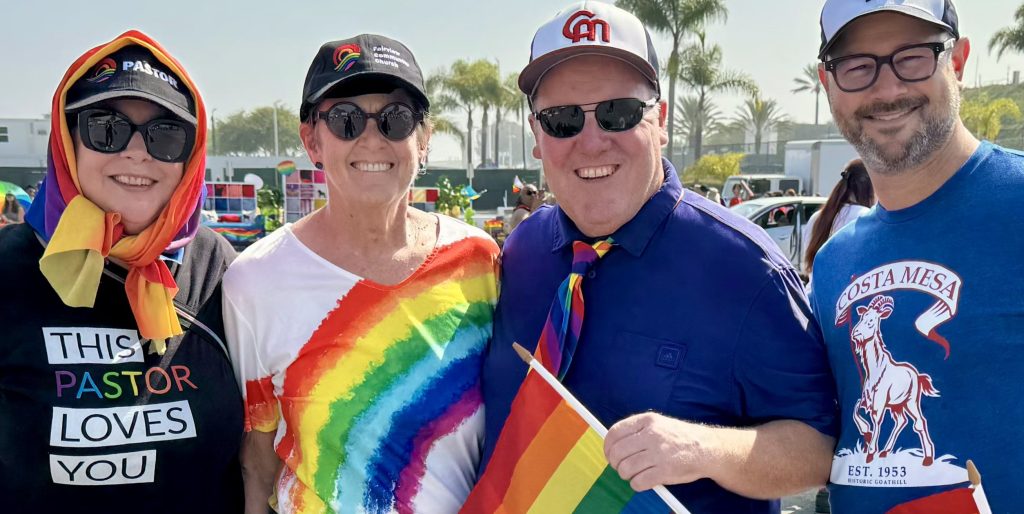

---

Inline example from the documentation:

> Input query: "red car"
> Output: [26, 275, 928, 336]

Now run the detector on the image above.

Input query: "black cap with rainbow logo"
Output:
[66, 45, 196, 124]
[299, 34, 429, 122]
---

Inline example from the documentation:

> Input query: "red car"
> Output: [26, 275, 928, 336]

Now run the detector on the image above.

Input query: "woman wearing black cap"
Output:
[223, 34, 499, 514]
[0, 32, 243, 513]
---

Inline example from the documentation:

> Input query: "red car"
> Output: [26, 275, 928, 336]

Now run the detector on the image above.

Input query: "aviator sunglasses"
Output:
[534, 97, 659, 138]
[74, 108, 195, 163]
[314, 101, 424, 141]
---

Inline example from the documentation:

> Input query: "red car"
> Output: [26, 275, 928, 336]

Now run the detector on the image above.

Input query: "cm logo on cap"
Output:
[563, 10, 611, 43]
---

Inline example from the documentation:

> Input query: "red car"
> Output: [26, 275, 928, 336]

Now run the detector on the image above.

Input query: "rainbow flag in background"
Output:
[461, 345, 688, 514]
[276, 160, 297, 176]
[512, 175, 524, 193]
[463, 185, 484, 201]
[211, 227, 262, 242]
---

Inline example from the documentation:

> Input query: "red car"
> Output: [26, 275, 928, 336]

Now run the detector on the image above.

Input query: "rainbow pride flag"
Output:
[276, 160, 297, 176]
[462, 344, 689, 514]
[211, 227, 262, 242]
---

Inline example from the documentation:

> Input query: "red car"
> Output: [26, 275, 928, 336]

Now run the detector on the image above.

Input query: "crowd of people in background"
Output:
[0, 184, 35, 225]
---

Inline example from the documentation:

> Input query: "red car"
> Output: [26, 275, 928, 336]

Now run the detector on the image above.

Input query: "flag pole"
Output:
[967, 460, 993, 514]
[512, 343, 692, 514]
[967, 460, 980, 487]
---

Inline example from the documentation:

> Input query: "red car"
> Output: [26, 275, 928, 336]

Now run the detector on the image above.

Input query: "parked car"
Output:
[722, 174, 804, 205]
[731, 196, 825, 274]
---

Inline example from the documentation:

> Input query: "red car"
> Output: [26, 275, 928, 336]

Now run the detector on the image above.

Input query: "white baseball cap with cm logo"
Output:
[518, 0, 660, 98]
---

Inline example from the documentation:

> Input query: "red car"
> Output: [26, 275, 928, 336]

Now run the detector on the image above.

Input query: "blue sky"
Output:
[2, 0, 1017, 160]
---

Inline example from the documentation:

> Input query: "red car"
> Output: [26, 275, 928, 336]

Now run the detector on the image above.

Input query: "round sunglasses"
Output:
[314, 102, 424, 142]
[74, 108, 195, 163]
[534, 97, 659, 139]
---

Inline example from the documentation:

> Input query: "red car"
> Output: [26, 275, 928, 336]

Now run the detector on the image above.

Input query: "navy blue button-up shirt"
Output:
[481, 160, 838, 514]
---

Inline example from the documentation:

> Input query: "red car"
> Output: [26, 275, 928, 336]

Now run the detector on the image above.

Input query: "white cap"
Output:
[519, 1, 660, 98]
[819, 0, 960, 60]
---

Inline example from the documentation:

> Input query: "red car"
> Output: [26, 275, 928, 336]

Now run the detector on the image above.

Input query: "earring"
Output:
[315, 162, 324, 170]
[417, 161, 427, 177]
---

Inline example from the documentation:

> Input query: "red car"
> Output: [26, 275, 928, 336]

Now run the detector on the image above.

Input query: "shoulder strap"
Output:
[100, 266, 230, 360]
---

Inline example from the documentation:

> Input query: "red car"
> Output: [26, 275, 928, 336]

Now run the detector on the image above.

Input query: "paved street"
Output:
[782, 488, 820, 513]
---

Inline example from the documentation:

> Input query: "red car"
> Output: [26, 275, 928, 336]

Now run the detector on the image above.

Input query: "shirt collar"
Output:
[551, 158, 684, 257]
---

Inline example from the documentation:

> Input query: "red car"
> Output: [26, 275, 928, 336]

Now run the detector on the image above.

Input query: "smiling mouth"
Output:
[351, 161, 395, 172]
[574, 164, 618, 180]
[863, 105, 921, 123]
[111, 175, 155, 188]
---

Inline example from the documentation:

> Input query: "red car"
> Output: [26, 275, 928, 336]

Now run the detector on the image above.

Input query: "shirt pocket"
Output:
[589, 331, 687, 422]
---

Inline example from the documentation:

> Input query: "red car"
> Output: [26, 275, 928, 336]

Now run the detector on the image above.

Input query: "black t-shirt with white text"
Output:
[0, 223, 244, 513]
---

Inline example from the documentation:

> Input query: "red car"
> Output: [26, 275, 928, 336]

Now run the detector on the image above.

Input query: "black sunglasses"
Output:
[74, 108, 195, 163]
[314, 102, 424, 142]
[823, 39, 955, 93]
[534, 97, 659, 139]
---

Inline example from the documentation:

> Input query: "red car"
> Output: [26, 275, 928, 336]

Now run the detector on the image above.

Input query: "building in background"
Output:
[0, 117, 50, 189]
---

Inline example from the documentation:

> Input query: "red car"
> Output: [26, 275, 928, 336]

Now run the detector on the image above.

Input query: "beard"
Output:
[833, 81, 960, 175]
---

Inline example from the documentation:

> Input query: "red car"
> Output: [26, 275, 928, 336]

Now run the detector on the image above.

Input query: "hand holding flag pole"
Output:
[511, 343, 691, 514]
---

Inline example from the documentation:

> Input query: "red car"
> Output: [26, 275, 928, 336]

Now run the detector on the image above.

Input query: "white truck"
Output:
[784, 139, 860, 196]
[721, 174, 803, 205]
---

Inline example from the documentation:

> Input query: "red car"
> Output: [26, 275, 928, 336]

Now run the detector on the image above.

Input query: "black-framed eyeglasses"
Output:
[74, 108, 195, 163]
[823, 39, 955, 93]
[314, 101, 424, 142]
[533, 97, 659, 139]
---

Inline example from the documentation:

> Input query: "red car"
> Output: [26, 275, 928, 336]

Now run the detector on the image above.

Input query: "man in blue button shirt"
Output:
[479, 2, 839, 513]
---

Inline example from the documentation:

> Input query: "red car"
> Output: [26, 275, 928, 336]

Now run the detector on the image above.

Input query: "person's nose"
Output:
[119, 130, 152, 162]
[864, 61, 911, 103]
[573, 111, 613, 155]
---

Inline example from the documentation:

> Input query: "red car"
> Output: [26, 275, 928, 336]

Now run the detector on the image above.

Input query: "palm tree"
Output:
[493, 72, 523, 167]
[674, 95, 722, 156]
[676, 31, 758, 160]
[429, 59, 495, 169]
[617, 0, 728, 162]
[792, 63, 823, 125]
[732, 96, 789, 155]
[961, 94, 1022, 140]
[424, 73, 465, 161]
[470, 60, 503, 168]
[990, 4, 1024, 60]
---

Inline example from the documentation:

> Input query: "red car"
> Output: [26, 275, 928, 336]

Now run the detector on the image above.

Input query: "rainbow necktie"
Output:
[534, 238, 614, 380]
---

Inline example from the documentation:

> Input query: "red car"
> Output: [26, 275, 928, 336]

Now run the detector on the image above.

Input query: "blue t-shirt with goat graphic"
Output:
[810, 142, 1024, 514]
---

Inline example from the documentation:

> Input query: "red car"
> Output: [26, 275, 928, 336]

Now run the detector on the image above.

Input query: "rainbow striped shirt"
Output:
[224, 218, 499, 514]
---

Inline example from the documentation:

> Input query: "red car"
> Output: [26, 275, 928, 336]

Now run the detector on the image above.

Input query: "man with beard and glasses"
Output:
[810, 1, 1024, 513]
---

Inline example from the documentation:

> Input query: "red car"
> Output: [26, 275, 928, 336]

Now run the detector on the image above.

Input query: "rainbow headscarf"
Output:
[25, 30, 207, 343]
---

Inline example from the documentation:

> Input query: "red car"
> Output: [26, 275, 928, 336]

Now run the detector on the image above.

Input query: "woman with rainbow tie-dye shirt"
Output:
[223, 34, 499, 514]
[0, 32, 243, 513]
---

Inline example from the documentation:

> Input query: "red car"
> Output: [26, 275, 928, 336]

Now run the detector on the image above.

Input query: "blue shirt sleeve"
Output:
[732, 267, 839, 437]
